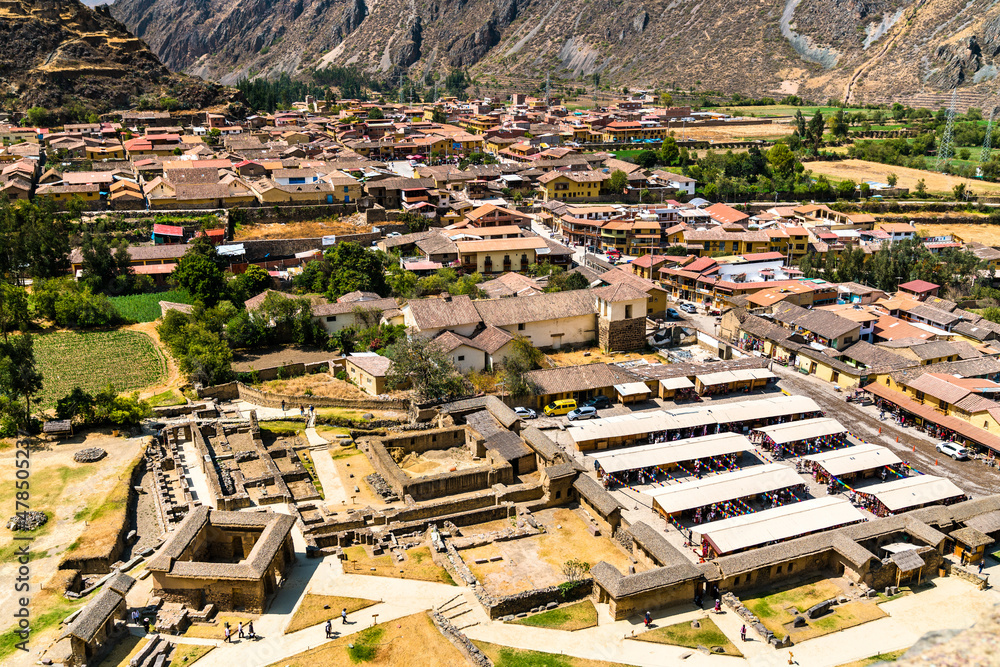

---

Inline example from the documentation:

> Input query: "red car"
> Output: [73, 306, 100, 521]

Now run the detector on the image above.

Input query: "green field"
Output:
[33, 330, 168, 408]
[109, 289, 194, 323]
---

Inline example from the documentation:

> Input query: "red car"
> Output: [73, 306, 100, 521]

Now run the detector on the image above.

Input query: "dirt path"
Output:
[771, 366, 1000, 497]
[125, 321, 184, 399]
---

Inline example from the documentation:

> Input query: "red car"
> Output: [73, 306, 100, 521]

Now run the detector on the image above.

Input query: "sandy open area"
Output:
[676, 121, 795, 142]
[915, 222, 1000, 245]
[802, 159, 1000, 195]
[234, 213, 370, 241]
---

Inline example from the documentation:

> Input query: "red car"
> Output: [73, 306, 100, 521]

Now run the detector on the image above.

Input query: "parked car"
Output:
[583, 395, 612, 409]
[385, 231, 402, 238]
[543, 399, 577, 416]
[680, 303, 698, 314]
[514, 406, 537, 420]
[937, 441, 970, 460]
[666, 308, 680, 319]
[567, 406, 598, 421]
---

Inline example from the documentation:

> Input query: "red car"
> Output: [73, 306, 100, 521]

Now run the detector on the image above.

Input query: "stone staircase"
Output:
[436, 593, 479, 631]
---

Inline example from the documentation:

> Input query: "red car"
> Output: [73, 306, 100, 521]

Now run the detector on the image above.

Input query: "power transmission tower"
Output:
[981, 106, 995, 166]
[936, 88, 958, 171]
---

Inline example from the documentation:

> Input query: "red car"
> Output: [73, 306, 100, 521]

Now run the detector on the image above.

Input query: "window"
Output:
[518, 323, 525, 331]
[458, 355, 465, 361]
[733, 576, 740, 585]
[776, 565, 782, 574]
[625, 305, 632, 318]
[788, 563, 794, 572]
[326, 316, 337, 322]
[555, 490, 562, 499]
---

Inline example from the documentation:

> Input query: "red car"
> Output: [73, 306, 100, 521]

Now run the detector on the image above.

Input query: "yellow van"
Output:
[544, 399, 577, 416]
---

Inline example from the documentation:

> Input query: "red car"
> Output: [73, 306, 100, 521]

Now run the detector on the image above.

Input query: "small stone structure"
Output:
[7, 510, 48, 531]
[146, 506, 296, 612]
[47, 572, 135, 667]
[74, 447, 107, 463]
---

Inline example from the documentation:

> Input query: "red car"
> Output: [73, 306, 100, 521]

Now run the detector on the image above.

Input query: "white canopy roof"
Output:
[568, 395, 822, 446]
[588, 432, 754, 475]
[694, 497, 866, 554]
[755, 417, 846, 445]
[660, 377, 696, 390]
[860, 475, 966, 512]
[803, 443, 901, 477]
[615, 382, 652, 397]
[646, 464, 803, 515]
[696, 368, 777, 386]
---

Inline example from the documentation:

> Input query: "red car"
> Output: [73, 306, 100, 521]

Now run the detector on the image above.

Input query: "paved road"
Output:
[770, 364, 1000, 497]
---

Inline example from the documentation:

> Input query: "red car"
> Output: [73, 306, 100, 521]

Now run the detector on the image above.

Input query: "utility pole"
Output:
[981, 105, 995, 168]
[936, 88, 958, 172]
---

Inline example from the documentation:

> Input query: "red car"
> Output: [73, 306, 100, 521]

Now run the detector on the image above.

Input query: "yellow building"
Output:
[455, 237, 547, 275]
[537, 170, 609, 201]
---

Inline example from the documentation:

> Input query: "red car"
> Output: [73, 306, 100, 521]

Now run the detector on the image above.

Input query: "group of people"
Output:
[223, 620, 256, 642]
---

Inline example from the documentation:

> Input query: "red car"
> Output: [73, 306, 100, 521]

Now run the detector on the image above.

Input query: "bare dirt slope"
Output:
[111, 0, 1000, 105]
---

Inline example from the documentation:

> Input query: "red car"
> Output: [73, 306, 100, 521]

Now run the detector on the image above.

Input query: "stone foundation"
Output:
[599, 316, 646, 352]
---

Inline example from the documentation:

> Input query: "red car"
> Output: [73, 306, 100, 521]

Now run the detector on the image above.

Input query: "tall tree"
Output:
[0, 283, 29, 342]
[384, 337, 468, 400]
[171, 240, 228, 306]
[0, 333, 43, 428]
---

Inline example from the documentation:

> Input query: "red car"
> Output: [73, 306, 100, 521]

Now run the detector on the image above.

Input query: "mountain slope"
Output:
[111, 0, 1000, 105]
[0, 0, 227, 112]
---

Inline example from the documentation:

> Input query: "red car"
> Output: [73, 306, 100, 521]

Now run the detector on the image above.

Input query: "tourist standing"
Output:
[325, 619, 332, 638]
[644, 611, 651, 627]
[237, 621, 243, 639]
[342, 608, 348, 624]
[741, 624, 747, 642]
[247, 621, 255, 639]
[224, 625, 231, 643]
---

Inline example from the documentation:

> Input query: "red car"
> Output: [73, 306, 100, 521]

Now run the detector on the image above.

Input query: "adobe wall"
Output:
[600, 577, 699, 621]
[380, 427, 469, 454]
[714, 552, 833, 593]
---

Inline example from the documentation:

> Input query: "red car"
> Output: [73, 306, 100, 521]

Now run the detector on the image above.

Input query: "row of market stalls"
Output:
[852, 475, 967, 517]
[803, 443, 903, 486]
[753, 417, 849, 458]
[646, 463, 806, 524]
[693, 497, 867, 558]
[589, 432, 754, 489]
[568, 394, 824, 451]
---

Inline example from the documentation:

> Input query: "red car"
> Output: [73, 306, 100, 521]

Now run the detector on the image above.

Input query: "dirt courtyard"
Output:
[915, 222, 1000, 246]
[234, 213, 370, 241]
[802, 159, 1000, 195]
[397, 445, 479, 477]
[0, 433, 144, 636]
[460, 507, 640, 596]
[677, 121, 795, 142]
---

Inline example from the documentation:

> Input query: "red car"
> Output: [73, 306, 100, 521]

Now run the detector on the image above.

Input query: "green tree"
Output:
[0, 283, 29, 342]
[658, 137, 680, 166]
[915, 178, 927, 197]
[859, 182, 871, 199]
[25, 107, 48, 126]
[294, 242, 389, 301]
[830, 108, 849, 138]
[0, 333, 43, 428]
[431, 108, 447, 123]
[384, 337, 468, 399]
[837, 179, 857, 199]
[501, 335, 543, 397]
[79, 233, 133, 294]
[887, 173, 898, 187]
[953, 182, 968, 200]
[367, 107, 385, 120]
[171, 241, 228, 306]
[230, 264, 273, 303]
[766, 143, 796, 179]
[606, 170, 629, 194]
[807, 110, 825, 152]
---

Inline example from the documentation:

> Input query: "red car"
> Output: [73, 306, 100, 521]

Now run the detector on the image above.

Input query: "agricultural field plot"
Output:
[802, 159, 1000, 194]
[33, 330, 168, 408]
[109, 289, 194, 323]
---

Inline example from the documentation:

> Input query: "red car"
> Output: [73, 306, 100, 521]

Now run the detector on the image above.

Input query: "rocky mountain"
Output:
[109, 0, 1000, 105]
[0, 0, 228, 113]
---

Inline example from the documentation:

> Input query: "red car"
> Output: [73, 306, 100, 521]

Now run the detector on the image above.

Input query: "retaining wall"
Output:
[197, 381, 408, 411]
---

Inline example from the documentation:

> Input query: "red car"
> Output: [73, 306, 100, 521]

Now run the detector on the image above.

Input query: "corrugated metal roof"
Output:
[860, 475, 966, 512]
[756, 417, 847, 445]
[695, 497, 866, 555]
[803, 443, 901, 477]
[587, 432, 753, 475]
[646, 464, 803, 515]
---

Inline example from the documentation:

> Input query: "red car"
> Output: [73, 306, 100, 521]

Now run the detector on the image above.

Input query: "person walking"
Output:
[325, 619, 332, 638]
[237, 621, 243, 639]
[740, 624, 747, 642]
[714, 599, 721, 613]
[247, 621, 255, 639]
[342, 608, 348, 624]
[224, 625, 231, 643]
[979, 559, 986, 574]
[644, 611, 651, 627]
[281, 400, 286, 413]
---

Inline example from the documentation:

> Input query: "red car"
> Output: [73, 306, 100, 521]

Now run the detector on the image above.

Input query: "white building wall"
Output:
[497, 313, 597, 349]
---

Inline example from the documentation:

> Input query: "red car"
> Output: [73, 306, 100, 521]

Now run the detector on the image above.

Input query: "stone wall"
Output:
[430, 611, 492, 667]
[599, 317, 646, 352]
[495, 482, 545, 504]
[480, 580, 593, 620]
[604, 577, 699, 621]
[379, 427, 469, 454]
[198, 381, 409, 411]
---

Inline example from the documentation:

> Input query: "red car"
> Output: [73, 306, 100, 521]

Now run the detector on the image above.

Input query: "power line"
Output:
[981, 105, 995, 166]
[935, 88, 958, 172]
